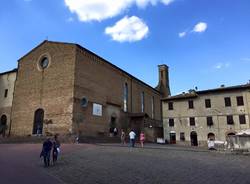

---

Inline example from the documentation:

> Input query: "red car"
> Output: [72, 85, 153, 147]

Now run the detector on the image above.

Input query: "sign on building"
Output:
[93, 103, 102, 116]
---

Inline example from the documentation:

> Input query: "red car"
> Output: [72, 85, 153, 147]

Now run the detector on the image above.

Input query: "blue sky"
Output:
[0, 0, 250, 95]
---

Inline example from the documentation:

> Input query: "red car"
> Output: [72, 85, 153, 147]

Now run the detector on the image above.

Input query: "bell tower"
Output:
[156, 64, 170, 97]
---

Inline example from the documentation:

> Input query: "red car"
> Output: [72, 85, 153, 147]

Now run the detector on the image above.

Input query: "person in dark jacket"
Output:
[40, 138, 53, 167]
[52, 135, 61, 165]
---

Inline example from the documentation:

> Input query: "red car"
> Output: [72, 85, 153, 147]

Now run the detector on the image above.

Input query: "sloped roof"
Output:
[162, 84, 250, 101]
[18, 40, 161, 95]
[0, 68, 17, 76]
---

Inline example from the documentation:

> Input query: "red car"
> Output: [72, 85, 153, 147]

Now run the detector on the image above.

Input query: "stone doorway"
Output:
[190, 131, 198, 146]
[169, 132, 176, 144]
[0, 115, 7, 137]
[32, 109, 44, 135]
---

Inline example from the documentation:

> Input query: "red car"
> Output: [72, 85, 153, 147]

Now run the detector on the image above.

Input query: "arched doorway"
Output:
[208, 133, 215, 140]
[227, 132, 235, 136]
[226, 132, 236, 149]
[33, 109, 44, 135]
[0, 115, 7, 137]
[190, 131, 198, 146]
[169, 131, 176, 144]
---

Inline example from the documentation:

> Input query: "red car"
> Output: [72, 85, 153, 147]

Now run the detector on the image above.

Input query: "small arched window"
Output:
[0, 115, 7, 126]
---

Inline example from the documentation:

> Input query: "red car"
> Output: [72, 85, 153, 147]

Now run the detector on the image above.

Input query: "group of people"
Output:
[40, 135, 61, 167]
[121, 129, 145, 148]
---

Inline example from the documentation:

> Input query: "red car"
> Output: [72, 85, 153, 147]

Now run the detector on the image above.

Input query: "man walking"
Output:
[40, 137, 53, 167]
[129, 130, 136, 147]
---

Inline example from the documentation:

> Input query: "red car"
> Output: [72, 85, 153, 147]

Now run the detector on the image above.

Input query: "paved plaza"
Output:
[0, 143, 250, 184]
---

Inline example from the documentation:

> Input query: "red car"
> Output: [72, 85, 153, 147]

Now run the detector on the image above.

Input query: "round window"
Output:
[40, 57, 49, 69]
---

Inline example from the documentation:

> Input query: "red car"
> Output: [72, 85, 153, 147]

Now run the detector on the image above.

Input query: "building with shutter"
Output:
[162, 85, 250, 146]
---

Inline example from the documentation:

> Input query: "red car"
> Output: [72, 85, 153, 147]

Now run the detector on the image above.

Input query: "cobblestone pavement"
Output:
[1, 143, 250, 184]
[47, 144, 250, 184]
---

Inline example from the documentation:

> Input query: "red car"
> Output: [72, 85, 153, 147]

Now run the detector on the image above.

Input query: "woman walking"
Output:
[120, 129, 126, 145]
[140, 131, 145, 148]
[52, 135, 61, 165]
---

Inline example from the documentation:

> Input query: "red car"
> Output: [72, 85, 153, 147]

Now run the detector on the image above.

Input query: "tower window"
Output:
[4, 89, 8, 98]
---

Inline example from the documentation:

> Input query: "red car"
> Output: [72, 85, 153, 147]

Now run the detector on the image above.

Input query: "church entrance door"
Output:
[32, 109, 44, 135]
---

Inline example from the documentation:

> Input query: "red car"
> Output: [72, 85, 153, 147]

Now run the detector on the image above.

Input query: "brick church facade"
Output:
[5, 41, 170, 141]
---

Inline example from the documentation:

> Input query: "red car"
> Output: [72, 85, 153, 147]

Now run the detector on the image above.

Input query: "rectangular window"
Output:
[227, 115, 234, 125]
[239, 115, 246, 124]
[180, 132, 185, 141]
[237, 96, 244, 106]
[4, 89, 8, 98]
[188, 100, 194, 109]
[141, 92, 145, 113]
[224, 97, 231, 107]
[207, 116, 213, 126]
[151, 96, 155, 119]
[169, 118, 174, 127]
[168, 102, 173, 110]
[190, 117, 195, 126]
[123, 83, 128, 112]
[205, 99, 211, 108]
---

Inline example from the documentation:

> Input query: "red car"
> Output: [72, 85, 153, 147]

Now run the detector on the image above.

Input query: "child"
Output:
[140, 131, 145, 148]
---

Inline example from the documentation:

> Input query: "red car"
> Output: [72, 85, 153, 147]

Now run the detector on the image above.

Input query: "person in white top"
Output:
[129, 130, 136, 147]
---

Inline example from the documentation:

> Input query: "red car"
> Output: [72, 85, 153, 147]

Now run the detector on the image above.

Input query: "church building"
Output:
[7, 41, 170, 141]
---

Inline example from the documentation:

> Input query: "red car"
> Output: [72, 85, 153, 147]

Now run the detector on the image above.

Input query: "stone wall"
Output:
[0, 71, 16, 135]
[11, 42, 76, 136]
[72, 46, 162, 137]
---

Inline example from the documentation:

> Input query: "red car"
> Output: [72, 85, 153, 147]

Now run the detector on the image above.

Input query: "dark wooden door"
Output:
[32, 109, 44, 135]
[190, 131, 198, 146]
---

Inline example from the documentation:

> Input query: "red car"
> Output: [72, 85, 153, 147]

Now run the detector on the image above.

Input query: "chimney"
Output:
[156, 64, 171, 97]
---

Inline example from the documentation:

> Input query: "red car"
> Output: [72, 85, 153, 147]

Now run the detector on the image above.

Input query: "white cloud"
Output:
[179, 22, 208, 38]
[178, 32, 186, 38]
[192, 22, 207, 33]
[161, 0, 174, 5]
[64, 0, 174, 22]
[214, 62, 230, 70]
[105, 16, 149, 42]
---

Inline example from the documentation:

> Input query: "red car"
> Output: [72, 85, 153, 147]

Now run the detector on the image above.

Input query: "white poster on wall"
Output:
[93, 103, 102, 116]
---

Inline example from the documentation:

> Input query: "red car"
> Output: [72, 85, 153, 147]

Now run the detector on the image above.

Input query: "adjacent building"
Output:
[162, 84, 250, 146]
[8, 40, 170, 141]
[0, 69, 17, 137]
